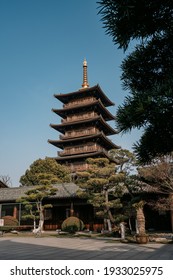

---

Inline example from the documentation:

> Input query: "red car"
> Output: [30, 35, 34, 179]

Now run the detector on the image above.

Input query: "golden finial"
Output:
[81, 58, 89, 88]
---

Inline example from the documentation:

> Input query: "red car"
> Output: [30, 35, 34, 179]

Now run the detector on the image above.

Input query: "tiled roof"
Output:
[0, 183, 79, 202]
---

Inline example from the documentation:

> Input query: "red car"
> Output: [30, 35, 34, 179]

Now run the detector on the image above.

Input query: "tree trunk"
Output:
[135, 219, 139, 234]
[39, 219, 44, 232]
[104, 189, 115, 226]
[120, 222, 125, 239]
[39, 209, 44, 231]
[39, 204, 44, 232]
[128, 218, 132, 234]
[33, 219, 36, 230]
[107, 219, 112, 231]
[136, 206, 145, 234]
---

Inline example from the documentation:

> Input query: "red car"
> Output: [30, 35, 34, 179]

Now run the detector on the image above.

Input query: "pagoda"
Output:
[48, 59, 119, 173]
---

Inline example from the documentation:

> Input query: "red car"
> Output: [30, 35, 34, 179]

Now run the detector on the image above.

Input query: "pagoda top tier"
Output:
[54, 59, 114, 107]
[54, 84, 114, 107]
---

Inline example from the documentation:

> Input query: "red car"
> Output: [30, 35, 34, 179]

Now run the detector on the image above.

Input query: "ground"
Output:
[0, 231, 173, 259]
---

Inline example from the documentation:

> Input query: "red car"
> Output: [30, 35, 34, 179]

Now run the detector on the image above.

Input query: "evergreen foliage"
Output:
[77, 157, 125, 226]
[61, 216, 84, 233]
[17, 185, 57, 231]
[20, 157, 71, 186]
[98, 0, 173, 162]
[97, 0, 173, 50]
[108, 149, 136, 173]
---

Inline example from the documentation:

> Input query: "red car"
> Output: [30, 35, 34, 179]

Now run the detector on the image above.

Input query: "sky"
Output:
[0, 0, 141, 187]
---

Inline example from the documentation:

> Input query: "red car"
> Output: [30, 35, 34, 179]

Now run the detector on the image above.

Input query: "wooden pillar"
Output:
[19, 203, 21, 226]
[13, 206, 18, 219]
[70, 202, 74, 216]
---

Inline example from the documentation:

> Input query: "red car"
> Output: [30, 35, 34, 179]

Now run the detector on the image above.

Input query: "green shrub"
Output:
[63, 225, 78, 233]
[0, 226, 14, 232]
[2, 216, 19, 226]
[61, 217, 84, 233]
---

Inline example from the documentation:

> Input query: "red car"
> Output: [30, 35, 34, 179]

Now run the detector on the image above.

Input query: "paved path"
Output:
[0, 236, 172, 259]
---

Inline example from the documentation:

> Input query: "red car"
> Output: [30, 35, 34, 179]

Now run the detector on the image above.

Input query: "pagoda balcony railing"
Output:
[59, 129, 98, 140]
[63, 97, 96, 108]
[61, 112, 98, 124]
[69, 164, 88, 172]
[58, 146, 108, 157]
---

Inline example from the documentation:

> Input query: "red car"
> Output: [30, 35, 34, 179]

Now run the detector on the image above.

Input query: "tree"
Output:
[20, 157, 71, 186]
[127, 155, 173, 234]
[97, 0, 173, 51]
[17, 185, 57, 232]
[0, 175, 12, 187]
[123, 175, 150, 235]
[108, 149, 146, 234]
[77, 157, 125, 231]
[133, 200, 146, 235]
[97, 0, 173, 162]
[108, 148, 136, 173]
[138, 154, 173, 194]
[116, 40, 173, 162]
[138, 155, 173, 220]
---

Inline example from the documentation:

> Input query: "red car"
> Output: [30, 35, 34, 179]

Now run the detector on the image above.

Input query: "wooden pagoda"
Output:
[48, 59, 119, 173]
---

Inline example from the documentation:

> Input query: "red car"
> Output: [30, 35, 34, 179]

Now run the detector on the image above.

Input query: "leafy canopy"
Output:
[138, 154, 173, 194]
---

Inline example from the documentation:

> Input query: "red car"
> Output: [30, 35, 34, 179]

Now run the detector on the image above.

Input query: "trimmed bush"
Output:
[2, 216, 19, 226]
[0, 226, 15, 232]
[61, 217, 84, 233]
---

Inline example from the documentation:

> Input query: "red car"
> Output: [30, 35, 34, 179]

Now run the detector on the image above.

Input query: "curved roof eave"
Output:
[50, 115, 118, 135]
[48, 132, 120, 149]
[52, 99, 115, 120]
[54, 84, 114, 107]
[55, 150, 111, 161]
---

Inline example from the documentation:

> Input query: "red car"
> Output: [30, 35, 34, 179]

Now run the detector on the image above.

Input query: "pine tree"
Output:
[77, 157, 125, 230]
[17, 185, 57, 232]
[98, 0, 173, 162]
[20, 157, 71, 186]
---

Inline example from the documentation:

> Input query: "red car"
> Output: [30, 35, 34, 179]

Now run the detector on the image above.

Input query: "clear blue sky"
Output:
[0, 0, 141, 187]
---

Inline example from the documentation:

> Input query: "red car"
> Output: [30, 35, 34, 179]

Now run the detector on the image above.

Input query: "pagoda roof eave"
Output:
[54, 150, 112, 162]
[54, 84, 114, 107]
[48, 132, 120, 150]
[52, 99, 115, 120]
[50, 115, 118, 135]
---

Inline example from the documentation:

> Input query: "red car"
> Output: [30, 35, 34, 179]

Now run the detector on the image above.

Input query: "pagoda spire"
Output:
[81, 58, 89, 88]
